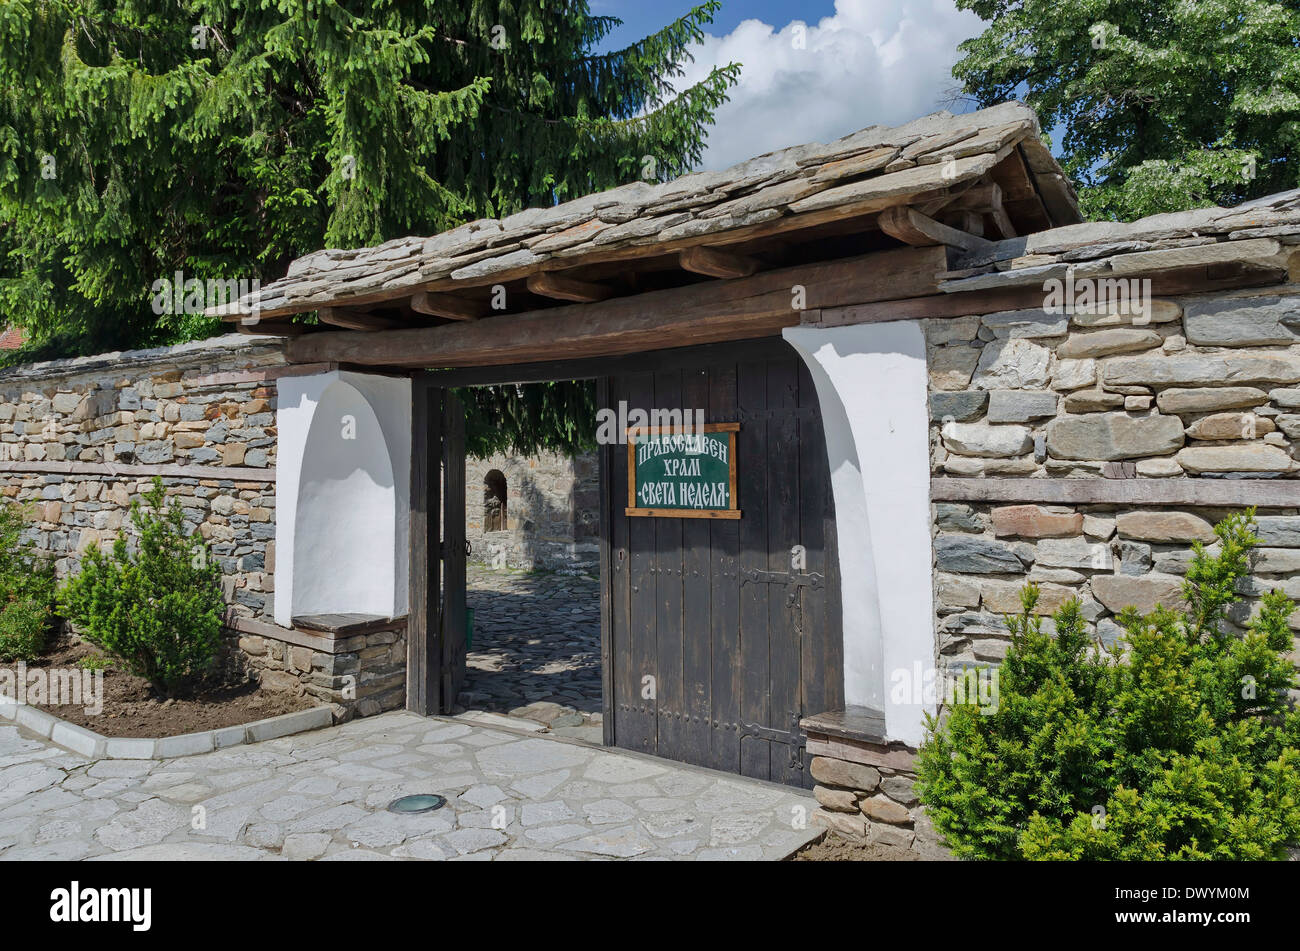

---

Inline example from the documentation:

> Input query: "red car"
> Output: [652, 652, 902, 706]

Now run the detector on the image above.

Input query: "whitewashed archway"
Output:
[784, 322, 935, 747]
[275, 371, 410, 626]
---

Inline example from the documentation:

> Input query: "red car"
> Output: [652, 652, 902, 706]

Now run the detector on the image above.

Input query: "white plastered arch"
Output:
[784, 322, 935, 747]
[275, 370, 411, 626]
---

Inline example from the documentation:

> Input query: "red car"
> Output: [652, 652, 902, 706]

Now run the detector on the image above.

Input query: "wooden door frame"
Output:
[407, 372, 441, 715]
[407, 366, 614, 728]
[407, 337, 838, 743]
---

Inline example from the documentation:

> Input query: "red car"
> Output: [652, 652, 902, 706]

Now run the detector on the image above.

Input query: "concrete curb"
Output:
[0, 699, 332, 759]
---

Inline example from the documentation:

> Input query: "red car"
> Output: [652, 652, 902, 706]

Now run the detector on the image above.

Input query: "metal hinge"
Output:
[736, 713, 807, 771]
[740, 568, 823, 590]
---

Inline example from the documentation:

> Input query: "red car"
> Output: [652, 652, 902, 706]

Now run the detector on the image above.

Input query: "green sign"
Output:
[626, 424, 740, 519]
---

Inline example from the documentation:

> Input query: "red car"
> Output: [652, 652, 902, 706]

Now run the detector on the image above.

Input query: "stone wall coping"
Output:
[805, 733, 919, 772]
[0, 333, 285, 385]
[0, 696, 332, 759]
[227, 613, 405, 655]
[291, 612, 409, 637]
[800, 705, 887, 743]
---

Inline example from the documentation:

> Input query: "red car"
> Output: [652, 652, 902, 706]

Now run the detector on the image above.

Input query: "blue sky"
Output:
[589, 1, 991, 171]
[594, 1, 840, 45]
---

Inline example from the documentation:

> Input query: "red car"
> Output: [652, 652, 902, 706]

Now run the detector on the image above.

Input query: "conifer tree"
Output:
[0, 1, 738, 359]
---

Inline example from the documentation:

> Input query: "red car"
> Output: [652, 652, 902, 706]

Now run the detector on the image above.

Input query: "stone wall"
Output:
[806, 721, 948, 858]
[925, 287, 1300, 649]
[933, 501, 1300, 668]
[909, 280, 1300, 855]
[465, 449, 599, 571]
[0, 336, 286, 625]
[926, 290, 1300, 480]
[0, 336, 400, 720]
[232, 616, 407, 720]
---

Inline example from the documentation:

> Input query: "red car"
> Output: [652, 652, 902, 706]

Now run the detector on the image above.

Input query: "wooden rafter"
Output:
[526, 272, 615, 303]
[944, 181, 1017, 239]
[236, 319, 305, 336]
[318, 307, 406, 331]
[679, 245, 759, 279]
[410, 290, 486, 321]
[878, 205, 994, 255]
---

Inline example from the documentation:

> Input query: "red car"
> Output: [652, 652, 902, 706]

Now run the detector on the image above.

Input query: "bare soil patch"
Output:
[9, 635, 314, 738]
[792, 832, 921, 862]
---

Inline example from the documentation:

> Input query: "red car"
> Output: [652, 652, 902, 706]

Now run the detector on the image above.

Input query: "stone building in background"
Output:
[465, 450, 599, 572]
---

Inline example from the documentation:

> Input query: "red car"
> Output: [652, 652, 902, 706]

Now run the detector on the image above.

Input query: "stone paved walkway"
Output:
[0, 710, 819, 861]
[463, 565, 602, 739]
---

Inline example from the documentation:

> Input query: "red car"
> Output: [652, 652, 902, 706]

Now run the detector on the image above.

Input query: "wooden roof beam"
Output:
[879, 205, 994, 256]
[286, 246, 947, 369]
[318, 307, 407, 331]
[679, 245, 759, 279]
[526, 272, 615, 303]
[410, 290, 487, 321]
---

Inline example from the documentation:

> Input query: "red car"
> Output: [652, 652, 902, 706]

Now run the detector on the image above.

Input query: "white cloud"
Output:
[672, 0, 985, 170]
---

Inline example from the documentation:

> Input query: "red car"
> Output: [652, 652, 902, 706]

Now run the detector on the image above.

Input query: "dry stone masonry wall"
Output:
[0, 336, 600, 722]
[933, 501, 1300, 672]
[0, 337, 337, 707]
[926, 284, 1300, 667]
[927, 289, 1300, 480]
[905, 268, 1300, 855]
[0, 337, 285, 621]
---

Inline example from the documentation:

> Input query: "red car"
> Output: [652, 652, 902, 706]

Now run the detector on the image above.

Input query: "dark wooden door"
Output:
[602, 339, 842, 787]
[408, 378, 467, 717]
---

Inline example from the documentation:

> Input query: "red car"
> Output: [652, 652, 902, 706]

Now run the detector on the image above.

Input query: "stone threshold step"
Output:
[0, 699, 332, 760]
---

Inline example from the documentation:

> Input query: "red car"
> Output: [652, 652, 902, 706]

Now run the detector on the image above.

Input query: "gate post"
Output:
[407, 373, 441, 715]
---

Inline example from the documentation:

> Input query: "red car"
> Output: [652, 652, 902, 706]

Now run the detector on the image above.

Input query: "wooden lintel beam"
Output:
[879, 205, 994, 256]
[410, 290, 486, 321]
[318, 307, 405, 331]
[526, 271, 614, 303]
[679, 244, 759, 279]
[285, 246, 946, 368]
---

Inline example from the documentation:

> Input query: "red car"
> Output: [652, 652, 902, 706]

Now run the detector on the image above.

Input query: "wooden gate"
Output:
[602, 338, 843, 787]
[408, 377, 467, 716]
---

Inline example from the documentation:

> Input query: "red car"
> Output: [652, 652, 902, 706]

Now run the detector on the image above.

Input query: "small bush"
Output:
[0, 502, 56, 661]
[917, 510, 1300, 860]
[58, 478, 225, 695]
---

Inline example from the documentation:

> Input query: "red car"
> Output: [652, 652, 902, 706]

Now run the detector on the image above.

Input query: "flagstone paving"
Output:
[0, 710, 819, 861]
[462, 565, 602, 739]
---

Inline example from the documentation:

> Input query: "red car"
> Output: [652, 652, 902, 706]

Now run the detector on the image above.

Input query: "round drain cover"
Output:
[387, 794, 447, 814]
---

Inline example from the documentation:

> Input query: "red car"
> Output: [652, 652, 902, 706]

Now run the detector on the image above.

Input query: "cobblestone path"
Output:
[462, 565, 601, 739]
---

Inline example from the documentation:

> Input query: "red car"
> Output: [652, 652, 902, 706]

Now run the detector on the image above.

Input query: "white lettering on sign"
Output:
[635, 433, 728, 466]
[638, 480, 727, 509]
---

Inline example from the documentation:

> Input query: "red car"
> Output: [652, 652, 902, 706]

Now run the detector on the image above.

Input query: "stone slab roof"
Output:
[938, 189, 1300, 294]
[213, 100, 1078, 322]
